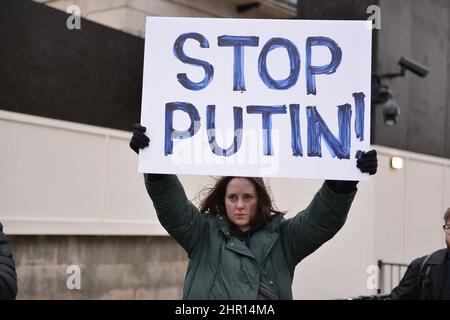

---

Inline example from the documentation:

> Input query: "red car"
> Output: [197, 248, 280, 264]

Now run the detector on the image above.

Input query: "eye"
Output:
[244, 194, 254, 201]
[227, 194, 237, 202]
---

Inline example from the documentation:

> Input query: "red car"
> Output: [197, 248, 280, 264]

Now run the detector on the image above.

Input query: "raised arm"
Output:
[281, 181, 356, 265]
[144, 174, 206, 256]
[281, 150, 377, 266]
[130, 124, 206, 256]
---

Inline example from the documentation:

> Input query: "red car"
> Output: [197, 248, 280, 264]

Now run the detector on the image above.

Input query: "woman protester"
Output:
[130, 123, 377, 300]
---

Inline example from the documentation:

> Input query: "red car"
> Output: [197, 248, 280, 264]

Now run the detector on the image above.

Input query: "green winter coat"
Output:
[145, 174, 356, 300]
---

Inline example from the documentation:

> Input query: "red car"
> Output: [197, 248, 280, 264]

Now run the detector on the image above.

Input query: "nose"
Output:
[236, 199, 245, 209]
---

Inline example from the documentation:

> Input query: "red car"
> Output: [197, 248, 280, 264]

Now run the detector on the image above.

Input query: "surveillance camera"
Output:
[236, 2, 260, 13]
[372, 84, 393, 104]
[399, 57, 429, 78]
[383, 99, 400, 126]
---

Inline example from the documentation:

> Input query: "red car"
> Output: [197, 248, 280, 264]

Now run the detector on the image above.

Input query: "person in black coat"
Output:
[390, 208, 450, 300]
[0, 222, 18, 300]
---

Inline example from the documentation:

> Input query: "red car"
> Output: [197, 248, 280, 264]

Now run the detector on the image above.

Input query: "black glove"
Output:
[130, 124, 168, 182]
[356, 149, 378, 175]
[326, 149, 378, 194]
[129, 123, 149, 154]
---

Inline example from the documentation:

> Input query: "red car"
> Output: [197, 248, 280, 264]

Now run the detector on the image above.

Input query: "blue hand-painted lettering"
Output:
[217, 36, 259, 91]
[173, 32, 214, 90]
[306, 37, 342, 95]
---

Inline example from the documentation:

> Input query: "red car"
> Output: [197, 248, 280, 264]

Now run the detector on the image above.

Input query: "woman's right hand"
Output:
[129, 123, 150, 154]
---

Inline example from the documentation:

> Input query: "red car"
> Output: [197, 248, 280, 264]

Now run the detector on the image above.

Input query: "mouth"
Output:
[235, 214, 247, 219]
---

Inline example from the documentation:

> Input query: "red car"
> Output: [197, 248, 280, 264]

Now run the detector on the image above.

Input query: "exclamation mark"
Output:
[353, 92, 366, 159]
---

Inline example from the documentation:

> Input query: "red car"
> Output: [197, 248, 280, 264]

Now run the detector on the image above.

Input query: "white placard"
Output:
[139, 17, 372, 180]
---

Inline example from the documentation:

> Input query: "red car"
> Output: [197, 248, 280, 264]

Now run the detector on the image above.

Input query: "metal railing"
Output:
[343, 259, 409, 300]
[377, 259, 409, 295]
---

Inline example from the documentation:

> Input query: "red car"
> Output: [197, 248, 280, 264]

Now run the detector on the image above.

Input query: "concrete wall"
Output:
[8, 235, 187, 299]
[374, 0, 450, 158]
[40, 0, 296, 37]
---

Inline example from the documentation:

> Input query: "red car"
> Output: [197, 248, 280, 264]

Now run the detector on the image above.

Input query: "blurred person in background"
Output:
[0, 222, 18, 300]
[390, 208, 450, 300]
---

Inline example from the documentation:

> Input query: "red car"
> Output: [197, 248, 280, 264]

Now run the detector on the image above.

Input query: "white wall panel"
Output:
[0, 117, 106, 221]
[373, 152, 406, 262]
[103, 136, 154, 222]
[0, 111, 165, 235]
[293, 179, 375, 299]
[404, 160, 446, 261]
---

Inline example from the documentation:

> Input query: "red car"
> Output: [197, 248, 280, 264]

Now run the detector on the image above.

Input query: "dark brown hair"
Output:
[444, 208, 450, 223]
[198, 176, 284, 226]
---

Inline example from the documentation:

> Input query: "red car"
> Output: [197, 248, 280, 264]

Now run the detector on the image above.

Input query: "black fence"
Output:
[377, 259, 409, 295]
[343, 259, 408, 300]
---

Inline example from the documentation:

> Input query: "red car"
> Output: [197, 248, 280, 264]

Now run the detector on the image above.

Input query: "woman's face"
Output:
[225, 178, 258, 232]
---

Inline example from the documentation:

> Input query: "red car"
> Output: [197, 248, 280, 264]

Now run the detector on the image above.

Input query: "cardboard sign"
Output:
[139, 17, 372, 180]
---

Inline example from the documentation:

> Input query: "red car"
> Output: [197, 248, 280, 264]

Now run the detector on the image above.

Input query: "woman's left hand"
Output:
[357, 150, 378, 175]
